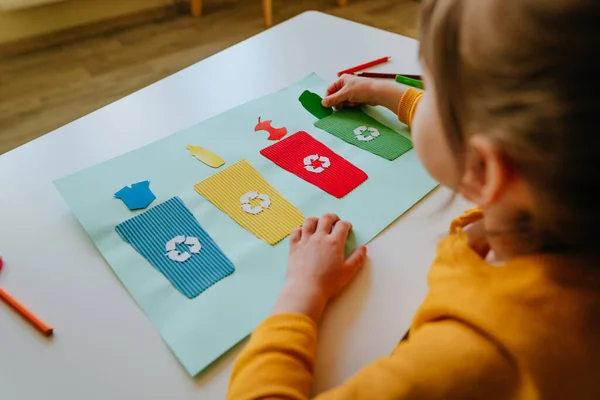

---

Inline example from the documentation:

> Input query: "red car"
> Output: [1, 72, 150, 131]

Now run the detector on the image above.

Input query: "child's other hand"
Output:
[322, 75, 407, 114]
[288, 214, 367, 299]
[322, 75, 377, 109]
[272, 214, 367, 323]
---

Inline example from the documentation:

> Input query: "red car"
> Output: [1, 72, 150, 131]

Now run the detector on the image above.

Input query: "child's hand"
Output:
[322, 75, 407, 114]
[322, 75, 378, 108]
[272, 214, 368, 323]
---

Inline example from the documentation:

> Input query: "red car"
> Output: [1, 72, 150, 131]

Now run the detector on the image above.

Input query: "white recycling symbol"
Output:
[354, 126, 380, 142]
[303, 154, 331, 174]
[165, 235, 202, 263]
[240, 191, 271, 215]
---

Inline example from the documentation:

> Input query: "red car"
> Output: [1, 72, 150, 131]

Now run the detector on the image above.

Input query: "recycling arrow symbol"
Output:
[165, 235, 202, 263]
[240, 191, 271, 215]
[354, 126, 380, 142]
[303, 154, 331, 173]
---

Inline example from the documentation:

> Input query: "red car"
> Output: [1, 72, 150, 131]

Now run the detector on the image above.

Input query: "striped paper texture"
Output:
[260, 131, 368, 198]
[194, 160, 305, 245]
[115, 197, 234, 299]
[314, 108, 413, 161]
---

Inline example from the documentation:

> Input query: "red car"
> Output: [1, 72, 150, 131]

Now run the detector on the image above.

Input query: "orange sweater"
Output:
[227, 93, 600, 399]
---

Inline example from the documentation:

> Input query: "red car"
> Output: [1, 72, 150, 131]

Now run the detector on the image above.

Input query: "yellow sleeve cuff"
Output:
[449, 207, 483, 234]
[397, 87, 424, 128]
[254, 313, 318, 337]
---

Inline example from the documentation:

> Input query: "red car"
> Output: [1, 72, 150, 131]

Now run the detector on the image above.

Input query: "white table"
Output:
[0, 12, 469, 399]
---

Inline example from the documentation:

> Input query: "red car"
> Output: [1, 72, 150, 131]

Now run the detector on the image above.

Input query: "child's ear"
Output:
[459, 134, 507, 206]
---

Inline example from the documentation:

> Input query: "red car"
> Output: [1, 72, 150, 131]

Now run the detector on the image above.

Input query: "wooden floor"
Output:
[0, 0, 420, 155]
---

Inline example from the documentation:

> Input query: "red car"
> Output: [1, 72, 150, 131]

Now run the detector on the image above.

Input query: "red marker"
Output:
[337, 56, 391, 76]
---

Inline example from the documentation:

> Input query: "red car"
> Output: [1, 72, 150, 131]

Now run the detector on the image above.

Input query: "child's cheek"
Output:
[411, 94, 458, 187]
[410, 94, 439, 177]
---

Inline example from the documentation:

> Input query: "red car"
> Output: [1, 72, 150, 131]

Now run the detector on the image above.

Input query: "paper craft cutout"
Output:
[299, 90, 333, 119]
[115, 197, 234, 298]
[165, 235, 202, 262]
[314, 108, 413, 161]
[186, 145, 225, 168]
[261, 131, 368, 198]
[240, 192, 271, 214]
[114, 180, 156, 210]
[194, 160, 304, 245]
[304, 154, 330, 173]
[354, 126, 380, 141]
[254, 117, 288, 140]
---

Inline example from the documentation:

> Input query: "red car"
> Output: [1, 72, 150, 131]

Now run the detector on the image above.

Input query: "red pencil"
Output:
[337, 56, 391, 76]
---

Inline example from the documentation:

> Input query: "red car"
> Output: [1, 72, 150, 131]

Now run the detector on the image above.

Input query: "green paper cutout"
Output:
[314, 108, 413, 161]
[299, 90, 333, 119]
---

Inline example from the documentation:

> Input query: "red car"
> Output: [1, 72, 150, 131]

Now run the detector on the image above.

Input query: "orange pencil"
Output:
[0, 287, 53, 336]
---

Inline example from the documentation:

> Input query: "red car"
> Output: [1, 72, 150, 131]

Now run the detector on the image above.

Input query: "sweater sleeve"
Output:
[227, 314, 519, 400]
[227, 314, 318, 400]
[397, 87, 424, 127]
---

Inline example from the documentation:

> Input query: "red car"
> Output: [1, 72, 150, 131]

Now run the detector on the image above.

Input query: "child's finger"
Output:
[331, 220, 352, 240]
[325, 78, 344, 96]
[290, 227, 302, 244]
[302, 217, 318, 236]
[322, 90, 349, 108]
[344, 246, 367, 273]
[317, 213, 340, 234]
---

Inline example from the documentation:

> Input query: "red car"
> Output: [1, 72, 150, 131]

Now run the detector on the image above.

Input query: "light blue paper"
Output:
[53, 74, 438, 376]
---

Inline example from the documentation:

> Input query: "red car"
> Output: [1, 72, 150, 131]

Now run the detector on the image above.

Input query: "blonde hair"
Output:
[419, 0, 600, 253]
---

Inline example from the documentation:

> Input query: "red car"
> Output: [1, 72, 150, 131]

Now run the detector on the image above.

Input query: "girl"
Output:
[228, 0, 600, 398]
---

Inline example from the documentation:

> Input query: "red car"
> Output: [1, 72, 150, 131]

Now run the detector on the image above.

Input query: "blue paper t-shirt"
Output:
[114, 180, 156, 210]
